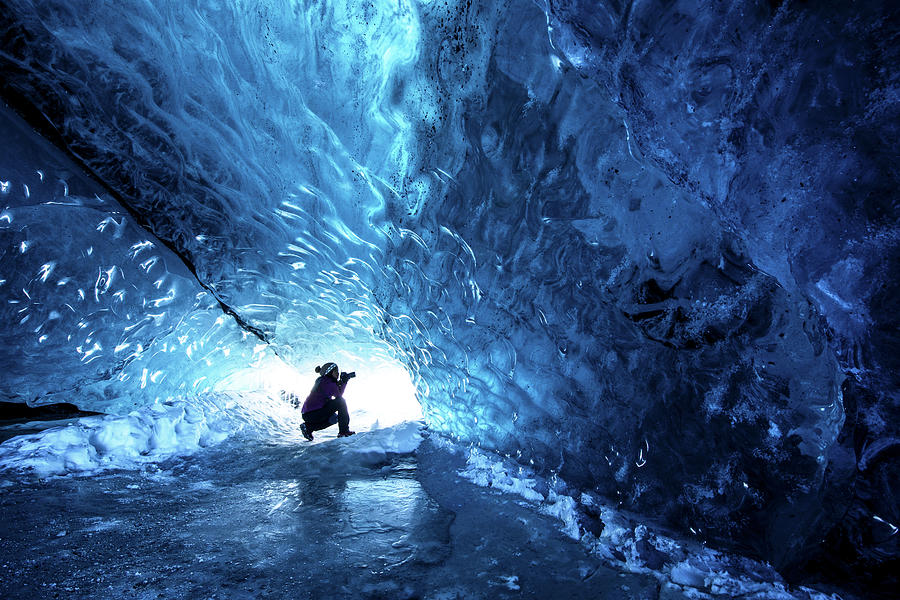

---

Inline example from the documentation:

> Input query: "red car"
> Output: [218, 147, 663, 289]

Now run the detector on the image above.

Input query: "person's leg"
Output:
[333, 396, 351, 434]
[304, 412, 338, 433]
[303, 405, 334, 432]
[321, 413, 339, 430]
[302, 398, 350, 434]
[302, 399, 347, 433]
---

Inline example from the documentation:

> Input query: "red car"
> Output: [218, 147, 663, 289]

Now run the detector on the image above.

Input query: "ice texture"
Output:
[0, 104, 273, 411]
[455, 440, 837, 600]
[0, 395, 422, 478]
[0, 0, 896, 592]
[0, 394, 237, 478]
[0, 431, 714, 600]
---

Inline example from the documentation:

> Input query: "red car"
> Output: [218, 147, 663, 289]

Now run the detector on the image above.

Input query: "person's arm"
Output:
[320, 378, 343, 399]
[337, 371, 355, 394]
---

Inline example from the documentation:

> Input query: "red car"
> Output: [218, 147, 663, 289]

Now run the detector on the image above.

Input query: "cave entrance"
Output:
[216, 353, 423, 433]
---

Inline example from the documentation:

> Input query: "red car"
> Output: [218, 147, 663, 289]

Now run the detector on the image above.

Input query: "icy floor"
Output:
[0, 421, 840, 599]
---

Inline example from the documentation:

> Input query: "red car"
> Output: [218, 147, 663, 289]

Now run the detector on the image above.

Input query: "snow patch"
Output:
[670, 562, 706, 587]
[496, 575, 520, 590]
[460, 447, 544, 502]
[454, 440, 839, 600]
[0, 391, 301, 477]
[344, 420, 424, 460]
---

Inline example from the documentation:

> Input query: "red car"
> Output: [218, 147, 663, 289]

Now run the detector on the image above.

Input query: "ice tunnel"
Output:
[0, 0, 897, 598]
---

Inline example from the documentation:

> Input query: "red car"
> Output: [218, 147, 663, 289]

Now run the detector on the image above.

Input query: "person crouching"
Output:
[299, 362, 356, 441]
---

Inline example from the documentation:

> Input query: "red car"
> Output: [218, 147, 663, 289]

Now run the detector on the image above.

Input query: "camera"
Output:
[341, 371, 356, 381]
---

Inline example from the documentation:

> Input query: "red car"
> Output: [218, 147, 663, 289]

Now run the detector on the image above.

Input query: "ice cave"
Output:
[0, 0, 897, 598]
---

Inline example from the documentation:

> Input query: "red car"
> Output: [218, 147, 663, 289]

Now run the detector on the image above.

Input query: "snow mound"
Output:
[0, 391, 302, 477]
[340, 420, 424, 463]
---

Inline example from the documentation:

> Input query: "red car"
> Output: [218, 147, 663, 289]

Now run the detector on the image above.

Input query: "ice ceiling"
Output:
[0, 0, 897, 588]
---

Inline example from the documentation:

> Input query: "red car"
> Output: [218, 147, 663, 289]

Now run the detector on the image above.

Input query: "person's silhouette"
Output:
[299, 362, 355, 441]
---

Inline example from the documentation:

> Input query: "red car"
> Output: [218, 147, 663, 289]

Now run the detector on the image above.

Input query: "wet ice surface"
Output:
[0, 429, 659, 600]
[0, 425, 835, 600]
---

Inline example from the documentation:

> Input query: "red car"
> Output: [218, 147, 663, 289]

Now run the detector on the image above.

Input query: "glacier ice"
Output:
[0, 426, 839, 600]
[0, 0, 897, 596]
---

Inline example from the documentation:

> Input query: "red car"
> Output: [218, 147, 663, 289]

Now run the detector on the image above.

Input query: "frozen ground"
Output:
[0, 413, 841, 599]
[0, 426, 662, 599]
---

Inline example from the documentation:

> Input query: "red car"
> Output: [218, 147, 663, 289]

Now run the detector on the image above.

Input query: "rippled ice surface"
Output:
[0, 0, 896, 595]
[0, 420, 836, 600]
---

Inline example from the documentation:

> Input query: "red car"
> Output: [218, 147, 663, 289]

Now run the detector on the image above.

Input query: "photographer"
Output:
[299, 362, 356, 440]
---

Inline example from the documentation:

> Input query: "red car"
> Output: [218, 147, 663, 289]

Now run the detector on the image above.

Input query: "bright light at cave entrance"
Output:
[218, 353, 422, 433]
[348, 365, 422, 430]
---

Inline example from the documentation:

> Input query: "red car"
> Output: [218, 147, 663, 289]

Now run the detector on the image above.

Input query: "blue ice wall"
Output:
[0, 0, 421, 395]
[0, 0, 896, 586]
[0, 104, 281, 410]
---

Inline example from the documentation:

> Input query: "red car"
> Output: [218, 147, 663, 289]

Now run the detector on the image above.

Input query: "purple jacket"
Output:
[301, 376, 347, 413]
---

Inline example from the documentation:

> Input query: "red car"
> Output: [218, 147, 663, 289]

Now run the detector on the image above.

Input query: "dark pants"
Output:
[302, 397, 350, 434]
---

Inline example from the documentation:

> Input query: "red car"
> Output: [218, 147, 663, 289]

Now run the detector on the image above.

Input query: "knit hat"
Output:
[315, 362, 338, 377]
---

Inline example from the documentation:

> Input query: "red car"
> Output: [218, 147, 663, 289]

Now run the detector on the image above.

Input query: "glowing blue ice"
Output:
[0, 0, 896, 587]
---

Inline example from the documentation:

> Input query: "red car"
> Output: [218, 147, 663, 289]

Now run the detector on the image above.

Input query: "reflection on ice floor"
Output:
[0, 424, 835, 599]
